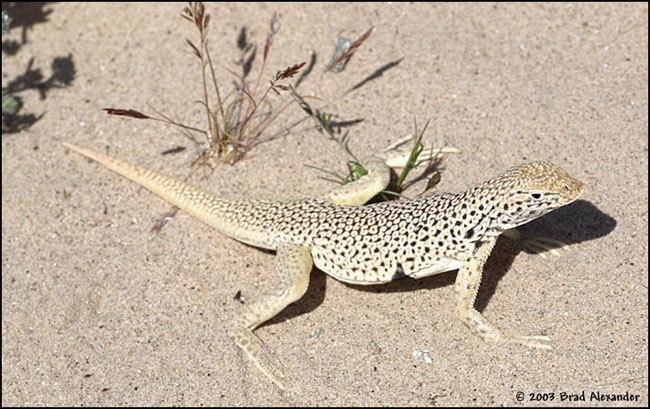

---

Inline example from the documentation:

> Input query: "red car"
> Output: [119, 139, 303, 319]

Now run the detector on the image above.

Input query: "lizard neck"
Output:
[456, 185, 508, 239]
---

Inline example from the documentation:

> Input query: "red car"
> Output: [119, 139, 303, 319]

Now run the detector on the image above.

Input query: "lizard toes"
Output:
[231, 327, 288, 390]
[503, 334, 553, 350]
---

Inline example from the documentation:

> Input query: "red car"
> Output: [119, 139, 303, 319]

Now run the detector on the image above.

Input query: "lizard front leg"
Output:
[455, 237, 552, 349]
[229, 243, 312, 390]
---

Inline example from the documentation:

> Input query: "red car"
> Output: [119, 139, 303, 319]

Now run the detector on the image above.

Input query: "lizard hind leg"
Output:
[228, 242, 312, 390]
[323, 137, 459, 206]
[324, 157, 392, 206]
[372, 135, 460, 168]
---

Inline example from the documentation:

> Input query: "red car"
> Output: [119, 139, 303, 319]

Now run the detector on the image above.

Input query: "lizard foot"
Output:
[520, 237, 568, 258]
[501, 334, 553, 350]
[502, 229, 569, 258]
[230, 327, 287, 390]
[373, 135, 460, 168]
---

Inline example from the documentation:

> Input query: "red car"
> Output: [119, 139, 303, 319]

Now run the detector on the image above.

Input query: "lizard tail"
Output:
[62, 143, 277, 249]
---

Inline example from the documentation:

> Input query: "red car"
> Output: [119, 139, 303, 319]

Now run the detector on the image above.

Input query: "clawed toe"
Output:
[502, 230, 570, 259]
[380, 147, 460, 168]
[231, 328, 287, 390]
[520, 237, 569, 258]
[503, 334, 553, 350]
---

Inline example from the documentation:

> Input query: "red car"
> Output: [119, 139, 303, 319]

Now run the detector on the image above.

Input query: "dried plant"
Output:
[104, 3, 379, 171]
[105, 3, 304, 168]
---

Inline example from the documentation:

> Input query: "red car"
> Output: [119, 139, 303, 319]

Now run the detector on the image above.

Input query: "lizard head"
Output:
[486, 161, 584, 230]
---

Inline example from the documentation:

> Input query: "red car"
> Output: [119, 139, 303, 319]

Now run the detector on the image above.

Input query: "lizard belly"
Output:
[310, 244, 462, 285]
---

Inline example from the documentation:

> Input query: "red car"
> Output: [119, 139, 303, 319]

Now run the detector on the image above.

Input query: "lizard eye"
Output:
[531, 193, 542, 200]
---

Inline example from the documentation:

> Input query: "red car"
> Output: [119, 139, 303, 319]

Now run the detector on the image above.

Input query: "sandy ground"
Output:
[2, 2, 648, 406]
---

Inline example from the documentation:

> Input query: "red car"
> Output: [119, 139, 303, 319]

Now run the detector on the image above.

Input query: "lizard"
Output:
[62, 141, 584, 389]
